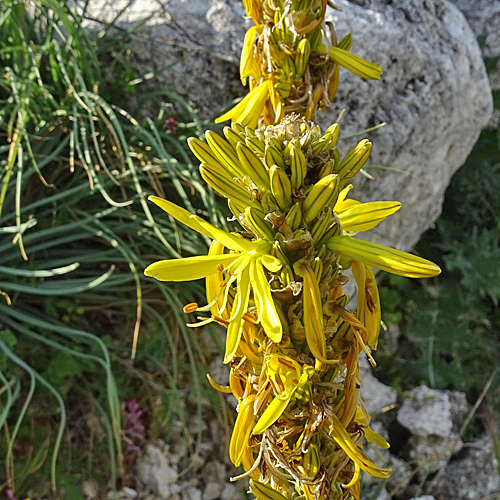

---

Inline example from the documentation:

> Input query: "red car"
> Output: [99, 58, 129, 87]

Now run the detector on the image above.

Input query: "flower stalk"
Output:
[145, 2, 440, 498]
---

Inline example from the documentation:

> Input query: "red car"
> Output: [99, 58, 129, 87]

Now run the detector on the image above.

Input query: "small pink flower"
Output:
[164, 118, 178, 136]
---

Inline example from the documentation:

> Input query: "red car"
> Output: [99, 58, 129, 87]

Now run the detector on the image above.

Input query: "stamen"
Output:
[275, 373, 285, 392]
[212, 315, 230, 326]
[217, 263, 225, 272]
[183, 302, 198, 314]
[218, 274, 237, 316]
[186, 316, 214, 327]
[242, 312, 257, 324]
[219, 280, 227, 287]
[229, 440, 264, 482]
[195, 286, 226, 312]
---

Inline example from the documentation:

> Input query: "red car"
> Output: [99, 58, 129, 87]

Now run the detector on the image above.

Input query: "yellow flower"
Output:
[351, 261, 381, 350]
[326, 235, 441, 278]
[215, 81, 270, 128]
[252, 354, 314, 435]
[144, 196, 283, 363]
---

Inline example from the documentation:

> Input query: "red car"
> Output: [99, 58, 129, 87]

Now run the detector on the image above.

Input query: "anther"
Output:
[219, 280, 227, 287]
[212, 315, 230, 326]
[217, 264, 225, 272]
[183, 302, 198, 314]
[242, 312, 257, 324]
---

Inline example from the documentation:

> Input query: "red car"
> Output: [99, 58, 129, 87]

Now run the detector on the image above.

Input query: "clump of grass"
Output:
[0, 1, 225, 496]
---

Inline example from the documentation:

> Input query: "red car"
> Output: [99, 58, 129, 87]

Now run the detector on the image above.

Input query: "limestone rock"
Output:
[397, 386, 467, 473]
[450, 0, 500, 127]
[398, 386, 457, 438]
[359, 355, 398, 416]
[220, 483, 238, 500]
[137, 444, 178, 499]
[322, 0, 493, 250]
[430, 435, 500, 500]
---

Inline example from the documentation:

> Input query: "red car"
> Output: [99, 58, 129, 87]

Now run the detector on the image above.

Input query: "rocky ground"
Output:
[79, 349, 499, 500]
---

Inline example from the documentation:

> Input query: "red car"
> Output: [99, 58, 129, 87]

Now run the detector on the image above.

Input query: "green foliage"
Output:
[379, 96, 500, 414]
[0, 1, 226, 496]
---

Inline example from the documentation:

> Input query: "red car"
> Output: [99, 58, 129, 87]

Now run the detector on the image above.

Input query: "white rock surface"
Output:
[359, 355, 398, 416]
[397, 385, 468, 474]
[397, 386, 456, 438]
[137, 444, 179, 499]
[79, 0, 492, 250]
[429, 434, 500, 500]
[450, 0, 500, 127]
[322, 0, 493, 250]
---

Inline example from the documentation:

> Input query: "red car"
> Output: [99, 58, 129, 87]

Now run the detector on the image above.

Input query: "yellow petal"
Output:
[343, 462, 360, 488]
[365, 265, 381, 349]
[294, 260, 328, 362]
[196, 218, 258, 253]
[335, 198, 360, 212]
[149, 196, 214, 239]
[250, 480, 288, 500]
[224, 264, 252, 363]
[252, 393, 291, 435]
[329, 412, 391, 479]
[261, 253, 282, 273]
[230, 394, 256, 466]
[351, 261, 381, 349]
[326, 235, 441, 278]
[241, 446, 260, 479]
[206, 241, 228, 317]
[329, 47, 383, 80]
[144, 253, 239, 282]
[215, 82, 269, 128]
[240, 25, 263, 85]
[338, 201, 401, 233]
[337, 184, 354, 204]
[251, 258, 283, 342]
[207, 373, 232, 394]
[364, 426, 390, 449]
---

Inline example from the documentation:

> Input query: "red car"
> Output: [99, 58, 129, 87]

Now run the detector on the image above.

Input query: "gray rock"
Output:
[359, 355, 398, 416]
[387, 455, 412, 494]
[202, 461, 226, 500]
[413, 497, 436, 500]
[429, 435, 500, 500]
[182, 487, 203, 500]
[82, 479, 99, 499]
[450, 0, 500, 127]
[407, 433, 463, 474]
[220, 483, 237, 500]
[322, 0, 493, 250]
[397, 386, 468, 474]
[397, 385, 467, 438]
[203, 482, 222, 500]
[122, 487, 138, 499]
[361, 486, 390, 500]
[137, 444, 179, 499]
